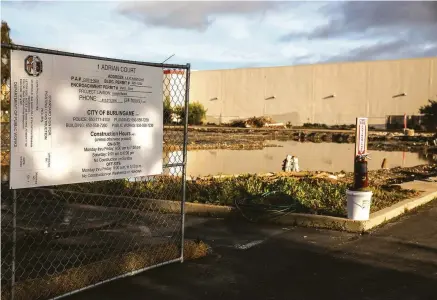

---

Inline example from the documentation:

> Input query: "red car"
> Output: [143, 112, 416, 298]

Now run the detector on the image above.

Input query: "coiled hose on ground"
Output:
[234, 190, 302, 222]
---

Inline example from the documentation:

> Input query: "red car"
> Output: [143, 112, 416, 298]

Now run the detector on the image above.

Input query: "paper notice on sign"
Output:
[9, 50, 164, 189]
[355, 117, 368, 156]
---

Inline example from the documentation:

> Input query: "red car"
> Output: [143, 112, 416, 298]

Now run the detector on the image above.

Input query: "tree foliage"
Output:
[1, 21, 12, 85]
[1, 20, 12, 112]
[165, 101, 207, 125]
[419, 100, 437, 131]
[178, 102, 207, 125]
[163, 96, 173, 124]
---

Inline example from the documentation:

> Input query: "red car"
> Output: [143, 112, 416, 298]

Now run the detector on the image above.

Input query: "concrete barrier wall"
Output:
[190, 57, 437, 127]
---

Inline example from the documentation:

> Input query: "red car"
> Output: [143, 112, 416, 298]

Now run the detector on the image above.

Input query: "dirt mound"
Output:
[229, 116, 278, 128]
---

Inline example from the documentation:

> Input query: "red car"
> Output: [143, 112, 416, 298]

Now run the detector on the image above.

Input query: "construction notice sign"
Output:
[9, 50, 163, 189]
[355, 117, 368, 156]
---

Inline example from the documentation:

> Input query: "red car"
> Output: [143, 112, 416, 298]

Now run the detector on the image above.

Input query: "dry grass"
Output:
[2, 240, 209, 300]
[184, 239, 210, 260]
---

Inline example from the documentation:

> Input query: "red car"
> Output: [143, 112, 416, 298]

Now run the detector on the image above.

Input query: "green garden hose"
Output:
[234, 190, 301, 222]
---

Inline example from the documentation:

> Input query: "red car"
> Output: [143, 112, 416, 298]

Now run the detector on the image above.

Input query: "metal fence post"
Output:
[9, 47, 16, 298]
[11, 189, 17, 300]
[180, 63, 191, 262]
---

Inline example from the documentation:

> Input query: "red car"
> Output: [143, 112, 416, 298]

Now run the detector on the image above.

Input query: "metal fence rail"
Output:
[1, 44, 190, 300]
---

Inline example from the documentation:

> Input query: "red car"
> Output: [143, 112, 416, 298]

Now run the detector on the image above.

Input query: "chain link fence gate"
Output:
[1, 44, 190, 300]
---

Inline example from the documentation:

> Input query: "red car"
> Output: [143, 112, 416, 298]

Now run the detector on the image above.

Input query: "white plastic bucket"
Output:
[346, 190, 373, 221]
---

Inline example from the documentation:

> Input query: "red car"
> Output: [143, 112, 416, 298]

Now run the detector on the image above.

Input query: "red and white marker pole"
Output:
[354, 117, 369, 190]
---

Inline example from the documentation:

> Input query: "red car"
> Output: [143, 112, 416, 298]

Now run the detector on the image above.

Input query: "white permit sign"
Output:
[355, 117, 368, 156]
[9, 50, 164, 189]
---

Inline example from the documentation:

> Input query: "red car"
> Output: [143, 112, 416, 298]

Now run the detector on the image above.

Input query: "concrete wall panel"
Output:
[429, 58, 437, 100]
[190, 57, 437, 126]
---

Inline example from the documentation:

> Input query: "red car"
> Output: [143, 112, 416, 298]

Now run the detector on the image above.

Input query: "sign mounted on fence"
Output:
[9, 50, 164, 189]
[355, 117, 368, 156]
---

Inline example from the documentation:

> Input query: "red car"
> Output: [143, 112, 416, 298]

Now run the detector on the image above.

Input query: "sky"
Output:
[1, 0, 437, 70]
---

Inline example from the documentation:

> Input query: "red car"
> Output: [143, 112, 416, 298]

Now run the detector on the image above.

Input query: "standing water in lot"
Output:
[165, 141, 435, 177]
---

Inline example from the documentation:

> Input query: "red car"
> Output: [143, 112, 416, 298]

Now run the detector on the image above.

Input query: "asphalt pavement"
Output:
[67, 200, 437, 300]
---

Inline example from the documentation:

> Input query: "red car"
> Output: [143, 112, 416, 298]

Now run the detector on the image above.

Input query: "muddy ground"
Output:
[165, 126, 437, 154]
[196, 164, 437, 187]
[306, 163, 437, 186]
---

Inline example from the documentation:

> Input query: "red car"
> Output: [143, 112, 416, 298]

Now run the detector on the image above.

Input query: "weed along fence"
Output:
[0, 44, 191, 300]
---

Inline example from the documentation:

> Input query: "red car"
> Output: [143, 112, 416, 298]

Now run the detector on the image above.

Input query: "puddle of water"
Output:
[168, 141, 433, 177]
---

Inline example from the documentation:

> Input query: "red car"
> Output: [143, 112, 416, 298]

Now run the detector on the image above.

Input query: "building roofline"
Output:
[193, 56, 437, 72]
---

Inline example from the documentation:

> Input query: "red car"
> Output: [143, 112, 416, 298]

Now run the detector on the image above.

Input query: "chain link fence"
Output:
[1, 44, 190, 300]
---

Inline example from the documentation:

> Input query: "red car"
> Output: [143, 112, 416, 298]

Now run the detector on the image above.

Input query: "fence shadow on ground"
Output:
[63, 216, 437, 300]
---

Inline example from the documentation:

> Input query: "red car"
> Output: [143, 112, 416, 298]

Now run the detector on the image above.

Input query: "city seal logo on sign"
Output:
[24, 55, 43, 76]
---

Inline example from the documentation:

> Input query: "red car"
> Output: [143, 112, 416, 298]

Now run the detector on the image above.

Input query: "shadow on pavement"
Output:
[67, 215, 437, 300]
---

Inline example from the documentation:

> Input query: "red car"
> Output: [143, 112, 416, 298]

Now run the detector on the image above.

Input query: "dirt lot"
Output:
[165, 126, 437, 153]
[201, 163, 437, 187]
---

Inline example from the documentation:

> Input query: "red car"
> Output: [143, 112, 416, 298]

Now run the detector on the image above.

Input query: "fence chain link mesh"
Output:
[1, 46, 189, 300]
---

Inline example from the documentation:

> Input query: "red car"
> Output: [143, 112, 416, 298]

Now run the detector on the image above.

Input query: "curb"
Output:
[35, 180, 437, 232]
[180, 180, 437, 232]
[360, 180, 437, 231]
[167, 200, 237, 218]
[33, 188, 237, 219]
